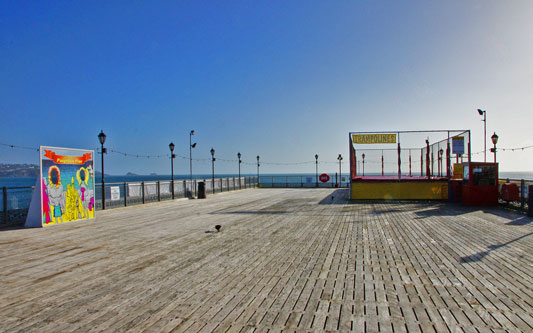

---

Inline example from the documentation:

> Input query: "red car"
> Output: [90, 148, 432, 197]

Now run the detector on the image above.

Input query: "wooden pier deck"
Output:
[0, 188, 532, 332]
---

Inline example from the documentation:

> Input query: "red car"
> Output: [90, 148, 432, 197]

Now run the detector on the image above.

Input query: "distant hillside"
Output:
[94, 170, 105, 177]
[0, 163, 112, 178]
[0, 163, 40, 177]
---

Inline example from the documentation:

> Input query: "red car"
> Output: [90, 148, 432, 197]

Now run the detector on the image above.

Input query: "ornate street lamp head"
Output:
[491, 132, 499, 145]
[210, 148, 215, 156]
[98, 130, 106, 145]
[169, 142, 175, 152]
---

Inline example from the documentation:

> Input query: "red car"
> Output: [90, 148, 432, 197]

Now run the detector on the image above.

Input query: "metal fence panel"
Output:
[0, 189, 3, 224]
[160, 181, 172, 200]
[184, 180, 195, 197]
[224, 178, 230, 191]
[145, 182, 158, 203]
[127, 183, 143, 206]
[205, 179, 213, 194]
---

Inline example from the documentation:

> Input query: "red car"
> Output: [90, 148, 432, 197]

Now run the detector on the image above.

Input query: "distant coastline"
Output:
[0, 163, 110, 178]
[0, 163, 39, 177]
[1, 163, 532, 182]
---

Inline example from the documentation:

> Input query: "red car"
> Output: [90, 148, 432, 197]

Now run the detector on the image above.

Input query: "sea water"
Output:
[2, 171, 533, 189]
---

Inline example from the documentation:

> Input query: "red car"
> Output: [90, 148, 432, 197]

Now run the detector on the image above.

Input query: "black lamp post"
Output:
[256, 155, 260, 185]
[477, 109, 487, 162]
[491, 132, 498, 163]
[98, 130, 107, 210]
[237, 152, 242, 189]
[169, 142, 176, 199]
[210, 148, 215, 194]
[189, 130, 196, 181]
[362, 153, 365, 176]
[337, 154, 343, 187]
[315, 154, 318, 187]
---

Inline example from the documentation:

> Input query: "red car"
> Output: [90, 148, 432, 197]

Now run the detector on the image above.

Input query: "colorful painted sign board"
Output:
[352, 133, 397, 144]
[25, 146, 95, 228]
[452, 137, 465, 155]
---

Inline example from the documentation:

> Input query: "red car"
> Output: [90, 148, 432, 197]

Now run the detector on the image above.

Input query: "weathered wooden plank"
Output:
[0, 188, 531, 332]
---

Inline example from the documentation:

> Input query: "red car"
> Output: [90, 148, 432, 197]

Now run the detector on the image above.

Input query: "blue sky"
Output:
[1, 1, 532, 175]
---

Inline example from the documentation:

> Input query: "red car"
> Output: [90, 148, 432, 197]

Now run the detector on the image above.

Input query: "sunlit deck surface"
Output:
[1, 188, 532, 332]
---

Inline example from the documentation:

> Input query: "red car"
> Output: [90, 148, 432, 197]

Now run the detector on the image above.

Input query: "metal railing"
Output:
[94, 177, 257, 209]
[1, 186, 34, 227]
[1, 176, 530, 227]
[258, 175, 350, 188]
[1, 177, 257, 226]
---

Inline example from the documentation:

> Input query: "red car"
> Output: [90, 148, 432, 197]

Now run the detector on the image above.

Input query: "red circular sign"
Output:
[319, 173, 330, 183]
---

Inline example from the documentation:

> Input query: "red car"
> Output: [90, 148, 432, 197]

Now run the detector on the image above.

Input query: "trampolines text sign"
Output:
[352, 133, 397, 144]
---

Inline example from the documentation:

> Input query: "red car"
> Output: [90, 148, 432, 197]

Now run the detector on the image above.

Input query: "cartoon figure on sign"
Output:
[42, 178, 51, 224]
[44, 165, 65, 224]
[87, 165, 94, 213]
[77, 166, 94, 218]
[65, 177, 81, 221]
